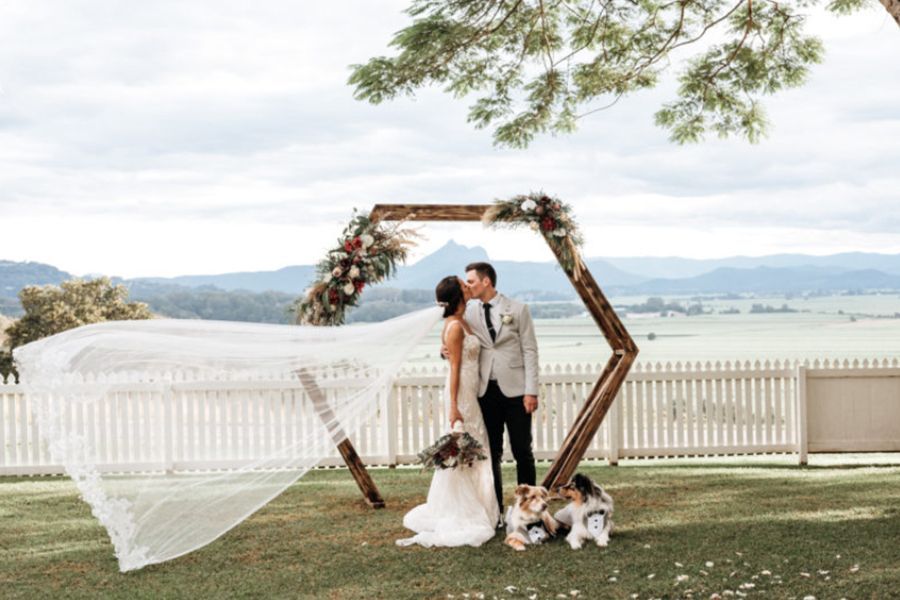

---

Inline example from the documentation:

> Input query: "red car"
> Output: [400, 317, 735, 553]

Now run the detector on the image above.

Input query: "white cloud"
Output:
[0, 1, 898, 277]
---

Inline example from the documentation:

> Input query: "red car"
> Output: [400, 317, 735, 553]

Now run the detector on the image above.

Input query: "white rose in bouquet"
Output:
[343, 282, 355, 296]
[348, 266, 360, 279]
[332, 266, 343, 278]
[360, 233, 375, 248]
[520, 199, 537, 212]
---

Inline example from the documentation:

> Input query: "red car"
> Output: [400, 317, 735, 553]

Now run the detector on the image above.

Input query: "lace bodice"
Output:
[442, 323, 487, 448]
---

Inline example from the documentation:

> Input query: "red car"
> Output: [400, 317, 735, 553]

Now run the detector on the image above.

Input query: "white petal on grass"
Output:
[705, 562, 715, 568]
[850, 564, 860, 573]
[800, 572, 812, 578]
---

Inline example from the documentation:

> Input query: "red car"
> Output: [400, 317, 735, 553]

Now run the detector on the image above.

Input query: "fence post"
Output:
[608, 396, 621, 466]
[164, 385, 175, 473]
[386, 387, 398, 467]
[796, 365, 808, 466]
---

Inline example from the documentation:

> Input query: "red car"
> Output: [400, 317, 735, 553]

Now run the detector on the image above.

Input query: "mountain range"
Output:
[4, 242, 900, 317]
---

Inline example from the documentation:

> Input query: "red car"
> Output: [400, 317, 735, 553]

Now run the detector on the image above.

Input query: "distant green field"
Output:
[404, 293, 900, 368]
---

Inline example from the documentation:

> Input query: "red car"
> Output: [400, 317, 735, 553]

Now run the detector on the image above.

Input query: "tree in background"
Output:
[0, 278, 153, 381]
[350, 0, 896, 148]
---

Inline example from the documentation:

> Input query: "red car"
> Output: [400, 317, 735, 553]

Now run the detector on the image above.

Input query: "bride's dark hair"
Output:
[435, 276, 465, 318]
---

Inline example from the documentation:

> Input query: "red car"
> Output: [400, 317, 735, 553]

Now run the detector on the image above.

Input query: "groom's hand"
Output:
[523, 395, 538, 414]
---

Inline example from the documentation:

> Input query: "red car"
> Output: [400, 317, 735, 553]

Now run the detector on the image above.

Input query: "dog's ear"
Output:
[574, 473, 595, 498]
[515, 484, 530, 497]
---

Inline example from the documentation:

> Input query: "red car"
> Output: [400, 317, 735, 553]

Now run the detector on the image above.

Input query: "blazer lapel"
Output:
[493, 294, 507, 339]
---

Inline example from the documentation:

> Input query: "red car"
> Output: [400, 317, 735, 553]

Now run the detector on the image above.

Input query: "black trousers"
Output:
[478, 379, 536, 513]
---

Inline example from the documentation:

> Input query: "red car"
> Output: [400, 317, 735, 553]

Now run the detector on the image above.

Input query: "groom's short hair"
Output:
[465, 262, 497, 287]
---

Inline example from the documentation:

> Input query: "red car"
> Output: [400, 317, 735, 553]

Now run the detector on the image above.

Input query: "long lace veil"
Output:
[13, 307, 442, 571]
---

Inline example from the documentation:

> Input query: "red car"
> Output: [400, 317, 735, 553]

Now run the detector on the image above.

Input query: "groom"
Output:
[463, 262, 539, 519]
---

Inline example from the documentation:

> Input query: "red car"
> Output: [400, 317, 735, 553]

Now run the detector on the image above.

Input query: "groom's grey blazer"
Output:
[464, 293, 539, 399]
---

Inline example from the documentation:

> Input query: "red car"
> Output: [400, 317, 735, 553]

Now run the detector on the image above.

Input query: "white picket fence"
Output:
[1, 358, 898, 475]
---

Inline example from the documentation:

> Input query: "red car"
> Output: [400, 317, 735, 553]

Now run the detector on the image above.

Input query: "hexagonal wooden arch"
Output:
[321, 203, 639, 509]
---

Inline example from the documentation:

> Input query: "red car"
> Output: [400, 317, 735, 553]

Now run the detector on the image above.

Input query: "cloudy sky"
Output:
[1, 1, 898, 278]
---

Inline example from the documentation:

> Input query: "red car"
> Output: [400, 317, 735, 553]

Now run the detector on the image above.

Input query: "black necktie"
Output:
[483, 302, 496, 342]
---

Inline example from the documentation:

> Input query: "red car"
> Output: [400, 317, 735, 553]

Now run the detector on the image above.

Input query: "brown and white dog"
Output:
[553, 473, 614, 550]
[504, 484, 559, 551]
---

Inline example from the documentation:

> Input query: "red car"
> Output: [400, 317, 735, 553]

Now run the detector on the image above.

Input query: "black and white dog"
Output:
[553, 473, 614, 550]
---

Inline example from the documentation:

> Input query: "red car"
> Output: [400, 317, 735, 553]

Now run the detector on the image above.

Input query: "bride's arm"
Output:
[445, 323, 465, 425]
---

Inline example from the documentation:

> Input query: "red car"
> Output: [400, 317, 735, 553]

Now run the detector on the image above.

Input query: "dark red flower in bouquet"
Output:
[541, 216, 557, 232]
[353, 236, 363, 249]
[355, 281, 365, 293]
[540, 195, 551, 203]
[328, 288, 340, 304]
[343, 240, 354, 252]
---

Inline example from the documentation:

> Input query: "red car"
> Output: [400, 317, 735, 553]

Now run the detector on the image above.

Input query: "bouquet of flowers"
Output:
[417, 421, 488, 470]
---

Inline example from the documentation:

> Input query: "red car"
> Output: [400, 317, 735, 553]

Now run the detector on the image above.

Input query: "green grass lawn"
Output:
[2, 458, 899, 599]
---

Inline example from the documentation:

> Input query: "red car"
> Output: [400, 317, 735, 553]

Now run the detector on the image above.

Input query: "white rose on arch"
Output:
[554, 228, 567, 237]
[343, 282, 355, 296]
[520, 199, 537, 212]
[360, 233, 375, 248]
[348, 266, 361, 279]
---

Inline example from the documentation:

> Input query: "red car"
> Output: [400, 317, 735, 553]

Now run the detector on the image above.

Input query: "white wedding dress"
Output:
[396, 323, 500, 547]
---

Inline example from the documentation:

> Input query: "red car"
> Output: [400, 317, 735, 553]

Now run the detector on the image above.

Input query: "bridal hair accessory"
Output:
[437, 301, 450, 307]
[482, 193, 585, 280]
[293, 210, 420, 326]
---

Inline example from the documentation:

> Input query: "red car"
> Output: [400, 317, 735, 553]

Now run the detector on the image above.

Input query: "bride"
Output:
[396, 276, 500, 547]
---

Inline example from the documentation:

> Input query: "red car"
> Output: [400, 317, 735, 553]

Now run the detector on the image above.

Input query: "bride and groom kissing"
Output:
[397, 261, 540, 548]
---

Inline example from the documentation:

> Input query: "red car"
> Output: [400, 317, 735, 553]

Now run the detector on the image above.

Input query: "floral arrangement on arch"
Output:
[483, 193, 585, 278]
[293, 211, 418, 326]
